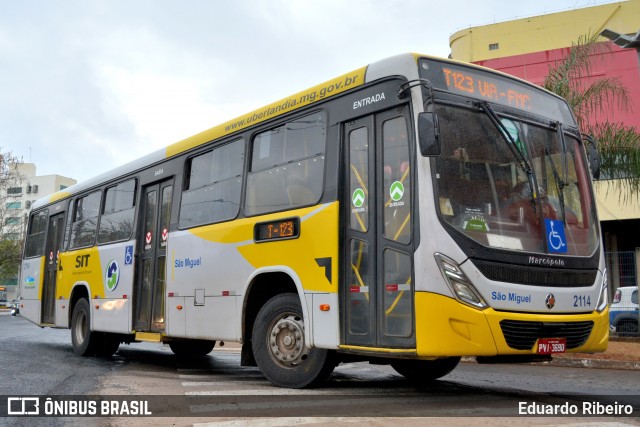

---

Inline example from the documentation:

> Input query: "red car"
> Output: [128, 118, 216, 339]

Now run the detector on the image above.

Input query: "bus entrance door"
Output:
[42, 213, 64, 325]
[134, 179, 173, 333]
[342, 107, 415, 349]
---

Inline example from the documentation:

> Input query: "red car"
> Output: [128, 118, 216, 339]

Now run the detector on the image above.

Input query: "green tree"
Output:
[0, 149, 25, 286]
[543, 33, 640, 200]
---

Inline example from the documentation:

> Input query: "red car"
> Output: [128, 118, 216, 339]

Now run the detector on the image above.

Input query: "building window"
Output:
[7, 186, 22, 195]
[6, 202, 21, 209]
[489, 43, 499, 51]
[4, 217, 20, 225]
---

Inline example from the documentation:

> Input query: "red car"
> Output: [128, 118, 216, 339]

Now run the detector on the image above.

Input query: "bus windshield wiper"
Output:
[548, 122, 569, 225]
[475, 101, 538, 212]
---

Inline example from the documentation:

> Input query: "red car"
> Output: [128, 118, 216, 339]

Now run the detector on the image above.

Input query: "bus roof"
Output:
[32, 52, 568, 211]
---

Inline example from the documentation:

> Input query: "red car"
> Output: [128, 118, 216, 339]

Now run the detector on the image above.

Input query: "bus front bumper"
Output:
[415, 292, 609, 357]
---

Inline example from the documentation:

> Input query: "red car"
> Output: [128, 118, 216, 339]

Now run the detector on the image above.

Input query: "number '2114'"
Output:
[573, 295, 591, 307]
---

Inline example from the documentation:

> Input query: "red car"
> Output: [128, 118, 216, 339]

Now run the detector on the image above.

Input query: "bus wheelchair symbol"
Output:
[544, 219, 567, 253]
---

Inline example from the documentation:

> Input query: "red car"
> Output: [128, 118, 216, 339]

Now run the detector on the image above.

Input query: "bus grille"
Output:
[499, 320, 594, 350]
[472, 259, 597, 287]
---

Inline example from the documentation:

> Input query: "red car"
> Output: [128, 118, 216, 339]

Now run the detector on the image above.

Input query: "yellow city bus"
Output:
[19, 53, 608, 388]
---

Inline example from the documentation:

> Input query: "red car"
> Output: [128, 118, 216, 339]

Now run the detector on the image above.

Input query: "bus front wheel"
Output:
[71, 298, 99, 356]
[391, 357, 461, 382]
[252, 293, 335, 388]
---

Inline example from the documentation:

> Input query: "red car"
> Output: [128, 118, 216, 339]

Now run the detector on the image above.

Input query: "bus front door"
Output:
[134, 180, 173, 333]
[343, 107, 415, 349]
[42, 213, 65, 325]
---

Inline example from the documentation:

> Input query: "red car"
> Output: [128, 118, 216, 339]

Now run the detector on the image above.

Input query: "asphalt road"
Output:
[1, 313, 639, 426]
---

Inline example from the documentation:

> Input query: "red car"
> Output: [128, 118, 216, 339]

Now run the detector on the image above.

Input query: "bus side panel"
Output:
[19, 257, 45, 325]
[184, 296, 239, 341]
[55, 300, 68, 327]
[93, 242, 136, 333]
[58, 244, 134, 334]
[92, 299, 132, 333]
[166, 296, 185, 336]
[167, 225, 255, 341]
[237, 202, 341, 348]
[167, 202, 340, 345]
[310, 293, 340, 348]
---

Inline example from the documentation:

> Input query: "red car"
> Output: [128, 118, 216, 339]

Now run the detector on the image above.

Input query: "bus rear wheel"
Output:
[252, 293, 335, 388]
[71, 298, 99, 356]
[391, 357, 461, 382]
[169, 340, 216, 357]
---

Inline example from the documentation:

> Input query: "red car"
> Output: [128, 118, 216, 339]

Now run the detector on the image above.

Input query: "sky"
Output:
[0, 0, 616, 183]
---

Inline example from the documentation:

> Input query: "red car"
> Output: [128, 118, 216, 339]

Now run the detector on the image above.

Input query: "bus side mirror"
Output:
[418, 112, 441, 157]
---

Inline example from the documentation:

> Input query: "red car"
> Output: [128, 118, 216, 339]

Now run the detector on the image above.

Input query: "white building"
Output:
[2, 163, 76, 299]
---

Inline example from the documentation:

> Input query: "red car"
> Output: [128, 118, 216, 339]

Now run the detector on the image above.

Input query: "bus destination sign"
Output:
[442, 67, 531, 110]
[419, 58, 576, 125]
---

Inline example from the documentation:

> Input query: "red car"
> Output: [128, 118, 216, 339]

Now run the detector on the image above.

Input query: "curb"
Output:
[549, 357, 640, 371]
[461, 356, 640, 371]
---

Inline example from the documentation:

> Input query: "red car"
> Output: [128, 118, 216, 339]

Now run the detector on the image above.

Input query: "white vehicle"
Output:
[610, 286, 639, 336]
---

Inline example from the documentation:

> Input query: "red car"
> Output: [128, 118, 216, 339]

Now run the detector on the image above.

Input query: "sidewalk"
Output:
[550, 337, 640, 370]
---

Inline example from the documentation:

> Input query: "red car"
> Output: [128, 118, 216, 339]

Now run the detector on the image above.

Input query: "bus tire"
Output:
[169, 340, 216, 357]
[252, 293, 335, 388]
[96, 333, 120, 357]
[391, 357, 461, 382]
[71, 298, 99, 356]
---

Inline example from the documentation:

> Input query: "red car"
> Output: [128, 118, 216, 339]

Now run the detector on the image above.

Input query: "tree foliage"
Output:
[0, 148, 25, 284]
[543, 33, 640, 201]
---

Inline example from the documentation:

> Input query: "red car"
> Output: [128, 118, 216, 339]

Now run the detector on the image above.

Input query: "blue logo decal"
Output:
[24, 276, 36, 288]
[544, 219, 567, 253]
[124, 245, 134, 265]
[105, 260, 120, 291]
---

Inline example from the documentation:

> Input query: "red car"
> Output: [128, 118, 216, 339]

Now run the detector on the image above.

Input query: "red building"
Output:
[449, 0, 640, 292]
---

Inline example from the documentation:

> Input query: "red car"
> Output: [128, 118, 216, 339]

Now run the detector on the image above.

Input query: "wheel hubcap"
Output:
[269, 314, 308, 367]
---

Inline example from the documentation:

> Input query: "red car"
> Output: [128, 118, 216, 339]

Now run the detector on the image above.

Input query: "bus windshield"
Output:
[433, 104, 598, 256]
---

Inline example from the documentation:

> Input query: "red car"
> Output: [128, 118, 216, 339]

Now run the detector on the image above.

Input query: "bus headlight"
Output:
[596, 268, 608, 313]
[434, 253, 487, 310]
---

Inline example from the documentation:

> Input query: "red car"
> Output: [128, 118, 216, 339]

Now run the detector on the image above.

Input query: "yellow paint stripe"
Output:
[166, 67, 367, 158]
[48, 191, 72, 204]
[135, 332, 162, 342]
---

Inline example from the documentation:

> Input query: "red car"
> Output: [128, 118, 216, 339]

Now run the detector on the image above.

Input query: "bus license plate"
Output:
[537, 338, 566, 354]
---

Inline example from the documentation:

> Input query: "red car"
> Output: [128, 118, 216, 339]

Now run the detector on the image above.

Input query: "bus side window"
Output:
[179, 139, 244, 228]
[382, 116, 411, 244]
[98, 179, 137, 243]
[69, 191, 101, 248]
[24, 210, 48, 258]
[245, 112, 326, 216]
